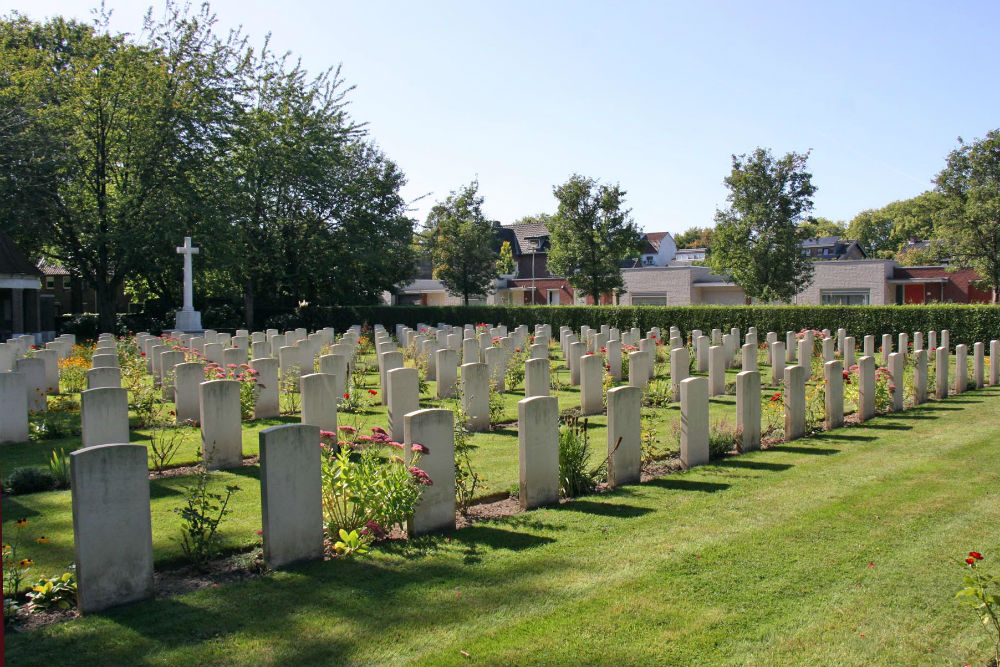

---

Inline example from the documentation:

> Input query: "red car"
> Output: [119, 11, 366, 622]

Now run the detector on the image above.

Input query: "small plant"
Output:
[129, 380, 163, 429]
[453, 406, 486, 515]
[174, 458, 242, 569]
[149, 423, 189, 474]
[558, 416, 601, 497]
[643, 378, 673, 408]
[640, 409, 669, 462]
[761, 390, 784, 437]
[505, 347, 526, 391]
[341, 387, 379, 414]
[956, 551, 1000, 667]
[47, 448, 71, 489]
[804, 382, 826, 433]
[332, 529, 370, 557]
[488, 380, 506, 425]
[5, 467, 58, 494]
[279, 368, 301, 415]
[57, 354, 89, 393]
[2, 519, 35, 599]
[708, 419, 740, 459]
[26, 572, 77, 611]
[321, 428, 431, 540]
[550, 366, 569, 392]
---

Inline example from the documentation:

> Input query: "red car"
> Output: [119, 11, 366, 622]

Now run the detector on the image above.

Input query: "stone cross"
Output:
[176, 237, 199, 312]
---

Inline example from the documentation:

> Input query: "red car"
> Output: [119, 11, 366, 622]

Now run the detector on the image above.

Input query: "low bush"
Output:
[5, 467, 58, 495]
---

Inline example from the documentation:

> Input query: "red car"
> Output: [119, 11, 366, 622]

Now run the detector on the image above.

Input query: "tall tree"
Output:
[0, 6, 240, 331]
[547, 174, 641, 304]
[424, 181, 498, 306]
[673, 226, 715, 249]
[798, 216, 846, 239]
[709, 148, 816, 303]
[935, 130, 1000, 303]
[846, 191, 947, 258]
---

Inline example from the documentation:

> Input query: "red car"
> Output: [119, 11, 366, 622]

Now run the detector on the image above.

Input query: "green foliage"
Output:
[847, 191, 947, 258]
[504, 347, 527, 391]
[558, 417, 600, 497]
[148, 425, 188, 475]
[332, 529, 369, 557]
[424, 180, 500, 305]
[956, 552, 1000, 667]
[174, 461, 242, 569]
[452, 409, 485, 516]
[710, 148, 816, 303]
[320, 431, 429, 538]
[287, 304, 1000, 351]
[25, 572, 76, 611]
[935, 130, 1000, 303]
[547, 174, 643, 303]
[798, 216, 847, 239]
[27, 396, 81, 441]
[488, 380, 506, 425]
[673, 226, 715, 249]
[497, 240, 515, 275]
[708, 420, 739, 459]
[47, 449, 70, 490]
[2, 519, 35, 600]
[5, 467, 58, 495]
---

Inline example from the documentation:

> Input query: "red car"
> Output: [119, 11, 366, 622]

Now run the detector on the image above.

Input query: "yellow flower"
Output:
[36, 536, 49, 544]
[14, 518, 29, 527]
[2, 544, 11, 553]
[18, 558, 34, 568]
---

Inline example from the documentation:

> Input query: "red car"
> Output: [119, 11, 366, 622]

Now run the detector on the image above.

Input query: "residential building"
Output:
[800, 236, 868, 260]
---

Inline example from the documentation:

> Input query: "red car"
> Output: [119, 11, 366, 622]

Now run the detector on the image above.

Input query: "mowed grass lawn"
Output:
[5, 385, 1000, 666]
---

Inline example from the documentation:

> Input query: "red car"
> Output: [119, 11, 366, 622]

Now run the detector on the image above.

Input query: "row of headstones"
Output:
[67, 376, 645, 614]
[56, 325, 1000, 613]
[0, 333, 78, 442]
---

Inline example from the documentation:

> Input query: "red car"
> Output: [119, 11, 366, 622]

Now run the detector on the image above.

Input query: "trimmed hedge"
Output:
[293, 304, 1000, 347]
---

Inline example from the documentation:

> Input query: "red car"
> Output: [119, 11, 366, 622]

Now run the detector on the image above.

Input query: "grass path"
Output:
[5, 387, 999, 666]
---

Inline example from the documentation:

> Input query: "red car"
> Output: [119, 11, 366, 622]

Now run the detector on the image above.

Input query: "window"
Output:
[546, 289, 560, 305]
[45, 276, 55, 289]
[822, 248, 830, 255]
[644, 255, 655, 265]
[820, 290, 870, 306]
[632, 294, 667, 306]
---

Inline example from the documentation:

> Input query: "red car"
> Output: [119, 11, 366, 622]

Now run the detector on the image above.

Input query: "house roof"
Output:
[37, 258, 70, 276]
[641, 232, 669, 255]
[502, 222, 551, 254]
[800, 236, 867, 259]
[0, 230, 42, 277]
[397, 279, 449, 295]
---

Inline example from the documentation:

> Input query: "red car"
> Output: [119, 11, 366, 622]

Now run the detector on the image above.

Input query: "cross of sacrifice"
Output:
[176, 236, 199, 312]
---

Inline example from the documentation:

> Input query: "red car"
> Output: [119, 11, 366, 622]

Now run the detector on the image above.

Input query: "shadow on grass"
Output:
[492, 427, 518, 437]
[811, 432, 877, 442]
[776, 445, 841, 456]
[917, 405, 962, 411]
[453, 524, 557, 551]
[554, 500, 655, 518]
[862, 422, 912, 431]
[148, 482, 185, 499]
[644, 478, 731, 493]
[1, 495, 45, 519]
[718, 459, 793, 472]
[227, 466, 262, 481]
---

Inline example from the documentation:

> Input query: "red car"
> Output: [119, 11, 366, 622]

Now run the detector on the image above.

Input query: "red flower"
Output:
[970, 551, 984, 560]
[411, 443, 430, 454]
[140, 352, 146, 357]
[367, 389, 377, 396]
[338, 425, 357, 434]
[770, 392, 782, 402]
[966, 557, 976, 565]
[344, 393, 350, 399]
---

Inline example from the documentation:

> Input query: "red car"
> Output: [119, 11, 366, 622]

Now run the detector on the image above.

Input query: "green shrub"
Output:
[5, 467, 58, 495]
[287, 304, 1000, 349]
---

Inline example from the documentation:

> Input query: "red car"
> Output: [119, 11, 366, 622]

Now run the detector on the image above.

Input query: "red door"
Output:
[904, 284, 924, 304]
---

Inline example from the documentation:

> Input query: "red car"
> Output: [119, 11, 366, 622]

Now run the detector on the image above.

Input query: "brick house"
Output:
[0, 230, 55, 341]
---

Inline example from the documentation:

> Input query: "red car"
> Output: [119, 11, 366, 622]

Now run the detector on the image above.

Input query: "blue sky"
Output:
[12, 1, 1000, 233]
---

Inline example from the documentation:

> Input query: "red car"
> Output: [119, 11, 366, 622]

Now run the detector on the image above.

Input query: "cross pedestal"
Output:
[174, 236, 203, 332]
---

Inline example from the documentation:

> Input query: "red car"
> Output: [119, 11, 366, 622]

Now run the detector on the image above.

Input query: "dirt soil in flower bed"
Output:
[149, 455, 260, 479]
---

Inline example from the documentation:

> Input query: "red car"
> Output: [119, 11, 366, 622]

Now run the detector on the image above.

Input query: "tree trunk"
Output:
[95, 280, 117, 335]
[244, 279, 255, 329]
[463, 291, 469, 307]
